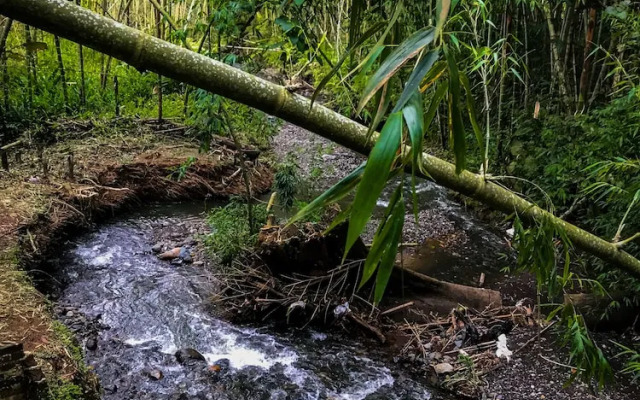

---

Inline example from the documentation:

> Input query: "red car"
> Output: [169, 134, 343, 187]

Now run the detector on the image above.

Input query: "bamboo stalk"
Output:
[3, 0, 640, 279]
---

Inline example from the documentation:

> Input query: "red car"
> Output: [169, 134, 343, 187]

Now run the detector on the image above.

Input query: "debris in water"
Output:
[495, 334, 513, 362]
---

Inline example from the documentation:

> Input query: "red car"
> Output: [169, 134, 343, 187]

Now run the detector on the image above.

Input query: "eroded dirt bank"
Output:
[0, 118, 272, 398]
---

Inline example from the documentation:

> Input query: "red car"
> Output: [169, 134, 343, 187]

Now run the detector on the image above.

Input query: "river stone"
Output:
[151, 243, 163, 253]
[146, 369, 164, 381]
[175, 348, 206, 364]
[433, 362, 454, 374]
[86, 337, 98, 351]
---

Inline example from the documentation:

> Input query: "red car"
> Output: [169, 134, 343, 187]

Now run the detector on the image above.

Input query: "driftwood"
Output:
[396, 265, 502, 309]
[564, 292, 640, 329]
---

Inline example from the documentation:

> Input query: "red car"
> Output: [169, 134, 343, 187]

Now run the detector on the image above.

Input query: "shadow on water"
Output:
[51, 203, 453, 400]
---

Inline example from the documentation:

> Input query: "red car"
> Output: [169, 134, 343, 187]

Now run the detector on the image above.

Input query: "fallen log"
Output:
[4, 0, 640, 280]
[396, 265, 502, 309]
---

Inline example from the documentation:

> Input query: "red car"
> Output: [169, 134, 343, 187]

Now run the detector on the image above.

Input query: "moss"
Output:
[50, 382, 84, 400]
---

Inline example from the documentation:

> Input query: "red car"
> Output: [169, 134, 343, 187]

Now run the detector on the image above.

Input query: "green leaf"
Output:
[359, 185, 403, 287]
[402, 90, 424, 169]
[459, 72, 482, 149]
[374, 193, 405, 303]
[402, 91, 424, 221]
[288, 163, 365, 226]
[359, 27, 436, 111]
[444, 45, 466, 173]
[311, 22, 386, 107]
[392, 49, 440, 113]
[345, 113, 403, 258]
[436, 0, 451, 34]
[348, 0, 366, 49]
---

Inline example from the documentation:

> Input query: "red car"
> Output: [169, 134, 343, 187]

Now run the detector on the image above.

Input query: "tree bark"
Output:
[0, 17, 12, 55]
[577, 8, 597, 113]
[3, 0, 640, 280]
[54, 34, 69, 111]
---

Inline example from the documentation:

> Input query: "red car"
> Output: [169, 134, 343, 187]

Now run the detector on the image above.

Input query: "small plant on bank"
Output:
[167, 156, 197, 182]
[204, 200, 268, 264]
[273, 158, 300, 210]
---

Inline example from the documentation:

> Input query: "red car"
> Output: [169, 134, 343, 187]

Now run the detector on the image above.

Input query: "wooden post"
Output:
[66, 152, 74, 181]
[1, 149, 8, 171]
[113, 75, 119, 116]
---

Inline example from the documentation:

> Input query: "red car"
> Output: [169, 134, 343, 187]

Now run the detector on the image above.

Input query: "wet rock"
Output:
[433, 363, 454, 374]
[86, 337, 98, 351]
[211, 358, 230, 371]
[145, 369, 164, 381]
[151, 243, 164, 253]
[159, 247, 181, 260]
[175, 348, 206, 364]
[178, 247, 192, 263]
[66, 310, 74, 317]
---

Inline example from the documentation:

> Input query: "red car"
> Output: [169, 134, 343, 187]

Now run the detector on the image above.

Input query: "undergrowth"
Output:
[204, 200, 268, 264]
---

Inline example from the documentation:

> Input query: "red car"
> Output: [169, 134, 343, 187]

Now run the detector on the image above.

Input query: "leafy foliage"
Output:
[204, 200, 268, 264]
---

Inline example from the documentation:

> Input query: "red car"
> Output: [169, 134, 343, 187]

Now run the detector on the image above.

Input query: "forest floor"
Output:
[0, 117, 272, 396]
[272, 122, 639, 399]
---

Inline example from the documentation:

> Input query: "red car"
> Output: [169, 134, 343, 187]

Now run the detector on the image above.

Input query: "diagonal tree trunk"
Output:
[2, 0, 640, 279]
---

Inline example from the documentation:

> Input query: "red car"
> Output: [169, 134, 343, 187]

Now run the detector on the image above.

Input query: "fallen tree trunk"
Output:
[2, 0, 640, 279]
[396, 265, 502, 310]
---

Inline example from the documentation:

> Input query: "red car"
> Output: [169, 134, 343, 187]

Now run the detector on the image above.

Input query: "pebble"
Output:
[86, 337, 98, 351]
[146, 369, 164, 381]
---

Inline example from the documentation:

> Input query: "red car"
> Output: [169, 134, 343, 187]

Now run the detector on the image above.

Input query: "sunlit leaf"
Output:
[444, 45, 466, 173]
[392, 49, 439, 113]
[359, 27, 435, 111]
[345, 113, 403, 258]
[436, 0, 451, 34]
[459, 72, 482, 149]
[288, 163, 365, 226]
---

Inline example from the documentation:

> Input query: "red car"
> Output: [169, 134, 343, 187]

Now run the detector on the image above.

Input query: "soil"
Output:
[0, 117, 272, 395]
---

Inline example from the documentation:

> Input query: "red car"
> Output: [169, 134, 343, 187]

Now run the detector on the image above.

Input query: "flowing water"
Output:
[53, 204, 446, 400]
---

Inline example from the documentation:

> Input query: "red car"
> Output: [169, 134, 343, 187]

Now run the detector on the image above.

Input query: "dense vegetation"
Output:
[1, 0, 640, 389]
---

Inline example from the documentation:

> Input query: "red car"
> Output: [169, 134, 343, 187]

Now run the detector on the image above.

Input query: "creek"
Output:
[51, 203, 446, 400]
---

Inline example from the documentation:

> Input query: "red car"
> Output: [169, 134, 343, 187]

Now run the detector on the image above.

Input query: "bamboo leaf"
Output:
[403, 91, 424, 221]
[402, 90, 424, 168]
[444, 45, 466, 173]
[374, 193, 405, 304]
[288, 163, 365, 225]
[345, 113, 403, 258]
[359, 185, 403, 287]
[459, 71, 483, 149]
[392, 49, 439, 113]
[436, 0, 451, 34]
[359, 27, 435, 111]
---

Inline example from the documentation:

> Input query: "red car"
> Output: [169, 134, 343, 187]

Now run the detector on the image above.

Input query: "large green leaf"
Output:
[392, 49, 440, 113]
[436, 0, 451, 34]
[288, 163, 365, 225]
[359, 184, 403, 288]
[402, 90, 424, 169]
[444, 45, 466, 173]
[373, 193, 405, 304]
[344, 112, 403, 258]
[402, 91, 424, 221]
[358, 27, 436, 112]
[459, 72, 483, 149]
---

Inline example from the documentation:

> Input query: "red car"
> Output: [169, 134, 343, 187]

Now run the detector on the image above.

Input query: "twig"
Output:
[380, 301, 414, 316]
[514, 320, 557, 354]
